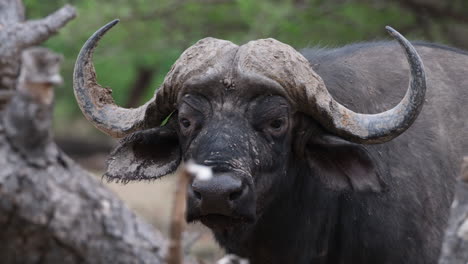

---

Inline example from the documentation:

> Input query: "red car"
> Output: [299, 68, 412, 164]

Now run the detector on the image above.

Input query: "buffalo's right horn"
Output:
[311, 26, 426, 144]
[73, 19, 154, 138]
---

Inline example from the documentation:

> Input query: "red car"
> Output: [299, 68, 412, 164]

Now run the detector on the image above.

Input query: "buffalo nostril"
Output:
[191, 173, 245, 215]
[229, 188, 243, 201]
[194, 190, 202, 200]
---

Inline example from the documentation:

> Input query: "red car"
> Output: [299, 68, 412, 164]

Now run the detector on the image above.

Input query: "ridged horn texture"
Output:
[237, 26, 426, 144]
[73, 19, 155, 138]
[73, 20, 238, 138]
[320, 26, 426, 143]
[74, 21, 425, 144]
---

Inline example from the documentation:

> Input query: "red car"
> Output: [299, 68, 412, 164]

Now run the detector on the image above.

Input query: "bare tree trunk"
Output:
[0, 123, 167, 263]
[439, 157, 468, 264]
[0, 1, 169, 263]
[0, 0, 75, 93]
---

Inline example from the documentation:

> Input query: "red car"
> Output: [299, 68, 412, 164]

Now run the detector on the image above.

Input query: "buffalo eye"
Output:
[180, 118, 191, 128]
[177, 94, 209, 137]
[178, 116, 196, 136]
[264, 117, 288, 137]
[249, 95, 290, 138]
[270, 118, 284, 130]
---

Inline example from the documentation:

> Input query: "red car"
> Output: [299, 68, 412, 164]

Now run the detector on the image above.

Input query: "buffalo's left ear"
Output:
[104, 126, 181, 182]
[305, 135, 385, 192]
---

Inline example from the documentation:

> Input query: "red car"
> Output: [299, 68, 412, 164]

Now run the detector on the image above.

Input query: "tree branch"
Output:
[0, 47, 168, 264]
[439, 157, 468, 264]
[0, 5, 76, 59]
[0, 0, 25, 25]
[0, 4, 76, 91]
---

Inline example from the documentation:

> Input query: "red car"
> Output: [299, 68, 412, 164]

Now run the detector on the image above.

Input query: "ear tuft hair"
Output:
[104, 126, 181, 182]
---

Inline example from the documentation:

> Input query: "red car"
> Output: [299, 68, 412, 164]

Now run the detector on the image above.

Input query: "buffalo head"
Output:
[73, 20, 425, 231]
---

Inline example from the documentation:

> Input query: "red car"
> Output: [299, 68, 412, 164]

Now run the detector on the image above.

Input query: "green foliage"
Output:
[160, 110, 175, 127]
[20, 0, 457, 125]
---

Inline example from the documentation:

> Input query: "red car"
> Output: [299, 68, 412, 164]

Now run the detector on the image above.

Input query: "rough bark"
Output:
[0, 0, 25, 25]
[0, 2, 169, 263]
[0, 127, 167, 263]
[0, 47, 168, 264]
[439, 157, 468, 264]
[0, 0, 75, 92]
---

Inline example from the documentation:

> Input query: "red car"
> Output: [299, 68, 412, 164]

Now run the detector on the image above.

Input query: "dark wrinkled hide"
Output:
[109, 42, 467, 264]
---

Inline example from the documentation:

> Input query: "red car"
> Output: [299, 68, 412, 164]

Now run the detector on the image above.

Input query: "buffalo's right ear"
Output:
[303, 134, 385, 193]
[294, 114, 385, 192]
[104, 126, 181, 182]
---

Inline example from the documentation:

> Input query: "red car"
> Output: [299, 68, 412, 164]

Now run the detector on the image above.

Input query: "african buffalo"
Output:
[73, 20, 467, 263]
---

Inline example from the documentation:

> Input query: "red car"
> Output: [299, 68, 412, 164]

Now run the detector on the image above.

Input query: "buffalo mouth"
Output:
[190, 213, 255, 229]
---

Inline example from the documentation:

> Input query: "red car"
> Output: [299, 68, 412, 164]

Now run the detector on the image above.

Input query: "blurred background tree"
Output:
[23, 0, 468, 146]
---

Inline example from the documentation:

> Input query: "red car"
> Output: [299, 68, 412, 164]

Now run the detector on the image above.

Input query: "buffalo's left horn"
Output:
[316, 26, 426, 144]
[73, 19, 154, 138]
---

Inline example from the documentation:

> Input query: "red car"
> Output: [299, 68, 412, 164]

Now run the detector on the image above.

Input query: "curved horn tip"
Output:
[109, 18, 120, 26]
[318, 25, 425, 144]
[76, 19, 120, 58]
[385, 25, 394, 32]
[98, 19, 120, 35]
[384, 26, 406, 41]
[385, 26, 398, 36]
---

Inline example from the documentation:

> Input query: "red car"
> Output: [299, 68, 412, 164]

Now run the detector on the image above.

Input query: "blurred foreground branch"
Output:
[0, 45, 167, 264]
[0, 0, 75, 92]
[0, 2, 168, 263]
[439, 157, 468, 264]
[167, 168, 191, 264]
